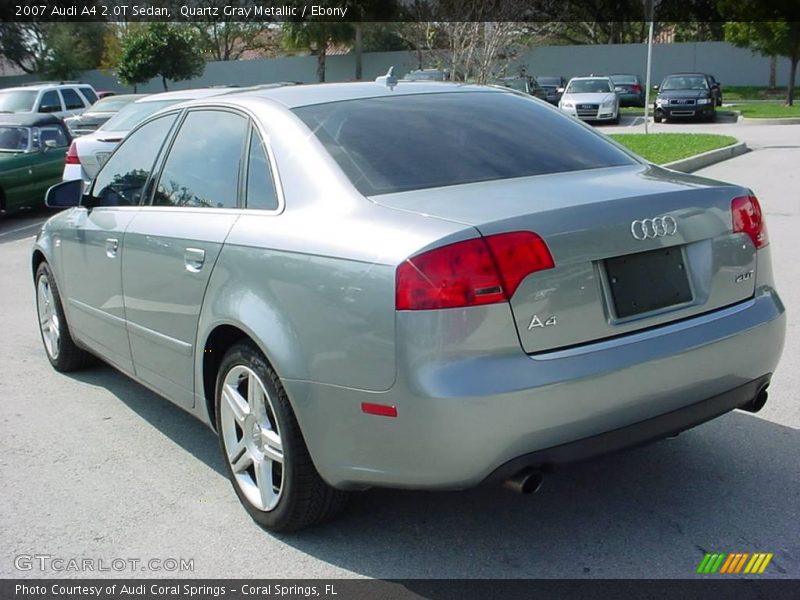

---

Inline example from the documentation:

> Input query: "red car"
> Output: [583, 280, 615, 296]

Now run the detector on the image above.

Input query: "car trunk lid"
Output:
[373, 164, 757, 353]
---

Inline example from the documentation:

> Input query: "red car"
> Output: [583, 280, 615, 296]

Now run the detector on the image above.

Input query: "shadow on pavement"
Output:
[66, 362, 799, 579]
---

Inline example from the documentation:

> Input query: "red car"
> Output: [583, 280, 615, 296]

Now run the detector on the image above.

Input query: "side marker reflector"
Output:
[361, 402, 398, 417]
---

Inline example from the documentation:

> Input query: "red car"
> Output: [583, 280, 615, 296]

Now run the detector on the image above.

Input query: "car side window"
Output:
[91, 114, 177, 208]
[79, 87, 98, 104]
[245, 128, 278, 210]
[39, 91, 61, 113]
[153, 110, 246, 209]
[61, 88, 85, 110]
[38, 125, 69, 148]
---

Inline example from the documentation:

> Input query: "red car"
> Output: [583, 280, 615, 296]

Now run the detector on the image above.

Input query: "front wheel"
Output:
[35, 262, 90, 372]
[215, 341, 349, 532]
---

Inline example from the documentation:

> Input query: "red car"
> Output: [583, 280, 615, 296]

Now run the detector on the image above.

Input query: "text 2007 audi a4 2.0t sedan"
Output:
[34, 81, 785, 531]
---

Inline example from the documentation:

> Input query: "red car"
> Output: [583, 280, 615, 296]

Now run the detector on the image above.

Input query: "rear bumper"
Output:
[484, 374, 771, 484]
[286, 287, 785, 491]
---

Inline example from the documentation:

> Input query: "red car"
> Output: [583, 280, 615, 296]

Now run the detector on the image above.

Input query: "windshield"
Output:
[294, 92, 635, 196]
[0, 126, 30, 151]
[661, 76, 709, 91]
[0, 90, 37, 113]
[100, 99, 181, 131]
[87, 96, 136, 114]
[566, 79, 613, 94]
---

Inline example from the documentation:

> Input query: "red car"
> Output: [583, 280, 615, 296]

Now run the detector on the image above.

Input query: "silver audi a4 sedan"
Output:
[34, 82, 785, 531]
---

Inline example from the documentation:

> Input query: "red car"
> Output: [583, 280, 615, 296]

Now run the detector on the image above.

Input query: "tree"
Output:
[0, 22, 107, 77]
[282, 21, 354, 82]
[189, 0, 266, 61]
[117, 23, 206, 91]
[722, 21, 799, 105]
[718, 1, 799, 106]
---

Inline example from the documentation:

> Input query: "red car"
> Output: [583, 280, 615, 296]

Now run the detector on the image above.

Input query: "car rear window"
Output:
[293, 91, 635, 196]
[101, 99, 181, 131]
[536, 77, 561, 86]
[610, 75, 638, 85]
[0, 90, 37, 112]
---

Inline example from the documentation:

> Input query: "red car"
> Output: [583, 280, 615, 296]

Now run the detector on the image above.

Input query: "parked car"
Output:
[37, 81, 784, 531]
[492, 76, 547, 101]
[0, 113, 71, 215]
[559, 76, 620, 123]
[63, 94, 145, 137]
[0, 82, 98, 119]
[653, 73, 721, 123]
[608, 74, 645, 107]
[654, 73, 719, 122]
[535, 75, 567, 105]
[402, 69, 449, 82]
[62, 88, 237, 185]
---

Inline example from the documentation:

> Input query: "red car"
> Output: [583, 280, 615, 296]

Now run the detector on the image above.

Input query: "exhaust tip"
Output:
[740, 385, 769, 413]
[503, 468, 544, 495]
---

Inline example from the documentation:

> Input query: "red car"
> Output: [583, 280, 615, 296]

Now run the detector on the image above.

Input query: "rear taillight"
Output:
[395, 232, 555, 310]
[732, 195, 768, 249]
[631, 85, 642, 93]
[65, 141, 80, 165]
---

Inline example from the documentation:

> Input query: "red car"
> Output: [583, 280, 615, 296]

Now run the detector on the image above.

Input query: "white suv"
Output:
[0, 82, 98, 119]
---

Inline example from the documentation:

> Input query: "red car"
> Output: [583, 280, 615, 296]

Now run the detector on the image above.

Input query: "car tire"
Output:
[654, 111, 663, 123]
[35, 262, 90, 372]
[215, 341, 349, 532]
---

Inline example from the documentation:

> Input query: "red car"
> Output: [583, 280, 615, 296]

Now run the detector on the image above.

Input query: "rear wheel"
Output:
[653, 110, 663, 123]
[35, 262, 90, 372]
[215, 341, 349, 531]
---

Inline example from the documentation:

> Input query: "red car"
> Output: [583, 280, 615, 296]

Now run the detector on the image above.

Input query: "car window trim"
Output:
[146, 106, 248, 210]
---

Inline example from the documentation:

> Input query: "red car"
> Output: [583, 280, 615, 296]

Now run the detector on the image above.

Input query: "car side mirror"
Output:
[46, 179, 83, 208]
[41, 139, 57, 153]
[39, 105, 59, 114]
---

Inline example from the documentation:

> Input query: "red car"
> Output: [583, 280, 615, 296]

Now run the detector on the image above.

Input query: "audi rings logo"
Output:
[630, 216, 678, 240]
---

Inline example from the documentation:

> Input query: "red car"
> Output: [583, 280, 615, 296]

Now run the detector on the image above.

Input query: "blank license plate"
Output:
[605, 247, 692, 318]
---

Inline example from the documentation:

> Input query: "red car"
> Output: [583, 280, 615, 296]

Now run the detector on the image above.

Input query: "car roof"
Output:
[663, 73, 710, 77]
[0, 83, 93, 92]
[210, 81, 494, 109]
[132, 87, 241, 103]
[0, 113, 65, 127]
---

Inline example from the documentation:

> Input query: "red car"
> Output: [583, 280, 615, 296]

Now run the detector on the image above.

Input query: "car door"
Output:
[121, 108, 247, 408]
[59, 88, 88, 117]
[57, 113, 178, 374]
[37, 90, 63, 117]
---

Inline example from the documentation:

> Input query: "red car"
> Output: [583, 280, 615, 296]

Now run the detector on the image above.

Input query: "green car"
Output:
[0, 113, 71, 215]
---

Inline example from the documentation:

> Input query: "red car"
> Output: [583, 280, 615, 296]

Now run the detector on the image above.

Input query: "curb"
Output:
[739, 115, 800, 125]
[663, 141, 749, 173]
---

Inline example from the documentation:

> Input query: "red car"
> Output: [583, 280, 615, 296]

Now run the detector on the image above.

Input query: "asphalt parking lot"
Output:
[1, 121, 798, 580]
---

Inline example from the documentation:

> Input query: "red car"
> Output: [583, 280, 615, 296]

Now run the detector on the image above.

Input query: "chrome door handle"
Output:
[184, 247, 205, 273]
[105, 238, 119, 258]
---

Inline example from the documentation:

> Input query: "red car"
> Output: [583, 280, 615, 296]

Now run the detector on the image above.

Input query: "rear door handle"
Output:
[105, 238, 119, 258]
[184, 247, 205, 273]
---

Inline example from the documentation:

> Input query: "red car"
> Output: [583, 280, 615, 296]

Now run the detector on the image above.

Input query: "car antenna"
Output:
[375, 66, 398, 90]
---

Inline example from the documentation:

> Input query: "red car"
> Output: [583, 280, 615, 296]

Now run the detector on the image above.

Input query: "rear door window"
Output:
[153, 110, 247, 209]
[79, 87, 98, 104]
[61, 88, 86, 110]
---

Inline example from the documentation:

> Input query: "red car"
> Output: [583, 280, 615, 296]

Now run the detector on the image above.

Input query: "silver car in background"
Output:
[35, 82, 784, 531]
[559, 76, 620, 123]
